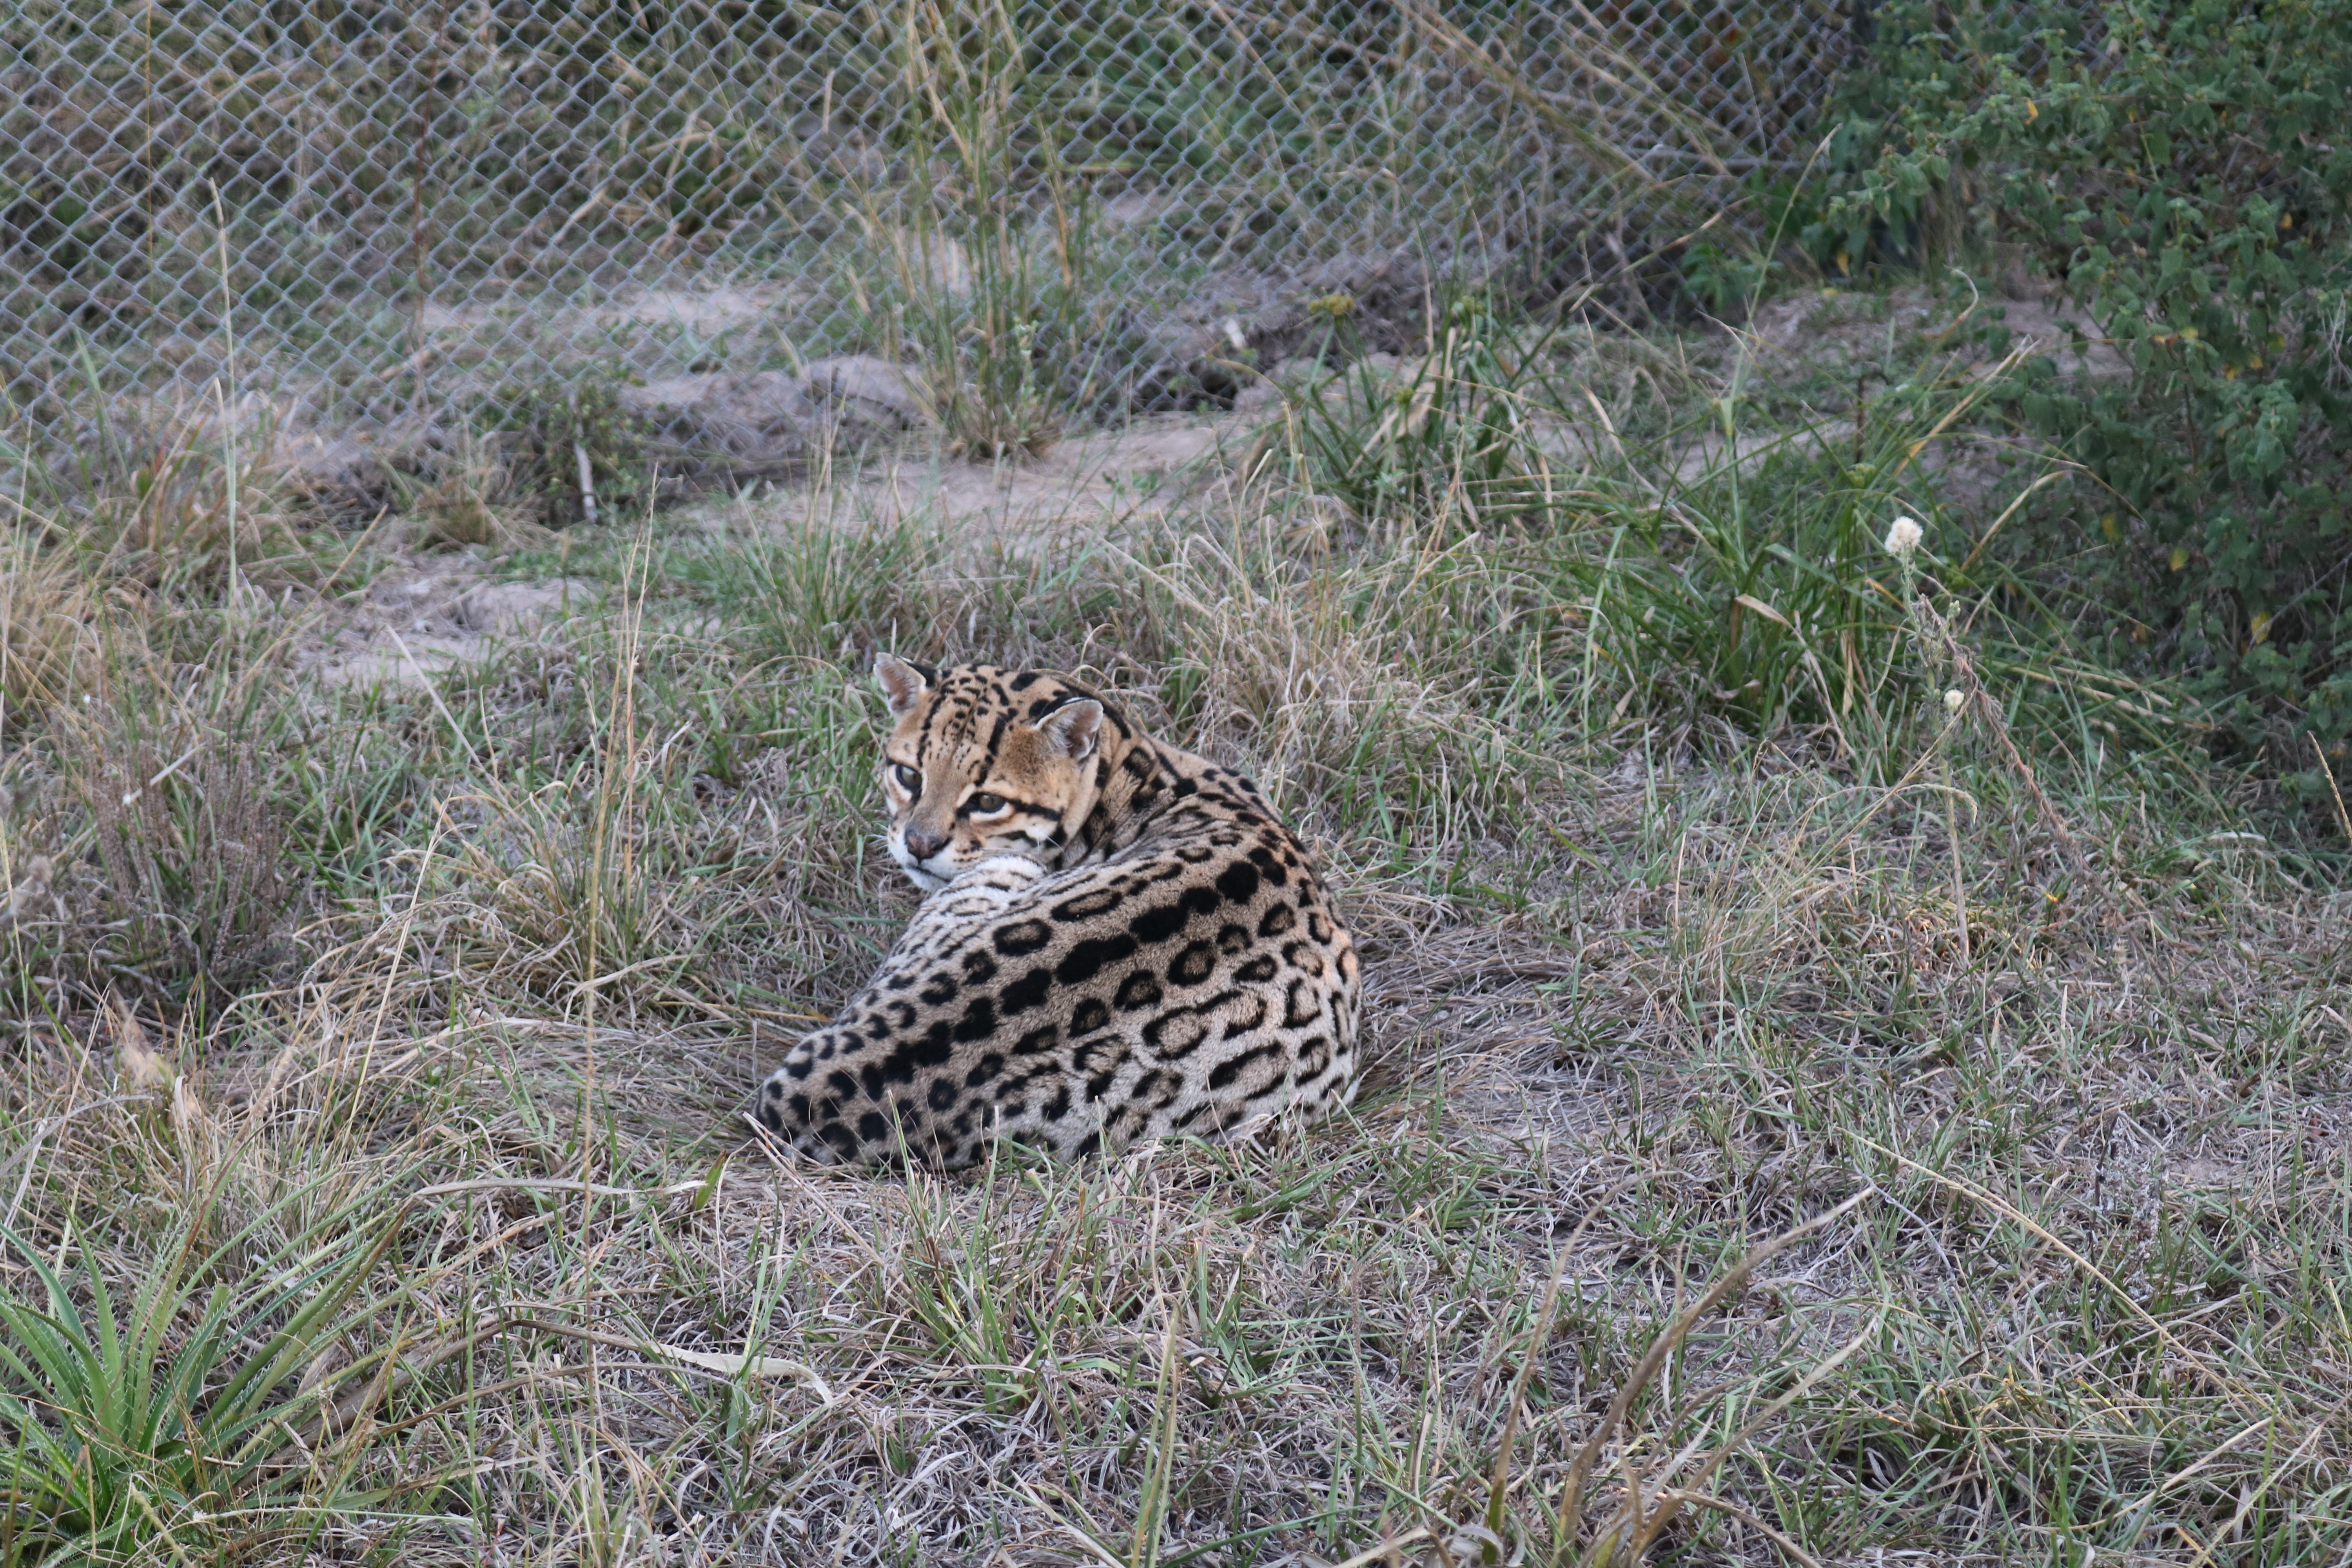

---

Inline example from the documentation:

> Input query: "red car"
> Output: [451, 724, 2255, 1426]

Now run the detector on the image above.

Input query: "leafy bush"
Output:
[1827, 0, 2352, 794]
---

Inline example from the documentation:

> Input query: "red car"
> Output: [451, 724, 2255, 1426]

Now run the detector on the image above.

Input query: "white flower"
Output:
[1944, 688, 1966, 713]
[1884, 515, 1924, 557]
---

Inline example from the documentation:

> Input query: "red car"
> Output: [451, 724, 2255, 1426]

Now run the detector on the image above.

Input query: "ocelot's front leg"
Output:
[754, 855, 1052, 1161]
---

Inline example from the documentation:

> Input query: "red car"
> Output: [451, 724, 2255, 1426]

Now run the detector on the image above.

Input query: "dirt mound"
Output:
[306, 562, 601, 689]
[621, 356, 926, 478]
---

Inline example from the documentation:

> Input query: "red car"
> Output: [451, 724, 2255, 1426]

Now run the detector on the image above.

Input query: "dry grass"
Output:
[0, 532, 94, 732]
[2, 352, 2349, 1568]
[47, 644, 293, 1005]
[381, 430, 554, 552]
[65, 409, 319, 592]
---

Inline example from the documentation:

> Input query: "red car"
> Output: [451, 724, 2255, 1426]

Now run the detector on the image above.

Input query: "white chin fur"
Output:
[894, 853, 949, 892]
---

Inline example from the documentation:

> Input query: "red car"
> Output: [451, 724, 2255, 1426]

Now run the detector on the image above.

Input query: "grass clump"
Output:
[378, 430, 545, 552]
[1267, 295, 1578, 539]
[0, 533, 93, 735]
[844, 0, 1140, 459]
[46, 639, 294, 1011]
[0, 1192, 405, 1568]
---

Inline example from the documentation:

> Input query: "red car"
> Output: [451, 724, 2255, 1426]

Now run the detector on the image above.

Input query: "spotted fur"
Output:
[753, 656, 1361, 1167]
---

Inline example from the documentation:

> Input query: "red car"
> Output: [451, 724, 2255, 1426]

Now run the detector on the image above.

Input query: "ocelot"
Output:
[753, 656, 1361, 1167]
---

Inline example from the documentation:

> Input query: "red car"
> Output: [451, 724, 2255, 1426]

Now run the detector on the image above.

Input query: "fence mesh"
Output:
[4, 0, 1862, 447]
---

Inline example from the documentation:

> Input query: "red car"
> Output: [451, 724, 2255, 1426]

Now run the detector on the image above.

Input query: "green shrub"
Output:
[494, 379, 653, 525]
[1826, 0, 2352, 797]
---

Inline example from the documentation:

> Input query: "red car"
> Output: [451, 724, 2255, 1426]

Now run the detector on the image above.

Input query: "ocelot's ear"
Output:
[1037, 698, 1104, 762]
[873, 653, 931, 717]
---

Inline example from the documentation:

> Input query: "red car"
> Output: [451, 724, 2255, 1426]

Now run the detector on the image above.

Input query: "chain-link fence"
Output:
[5, 0, 1864, 453]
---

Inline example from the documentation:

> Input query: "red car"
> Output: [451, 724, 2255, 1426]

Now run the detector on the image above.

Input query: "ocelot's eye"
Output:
[966, 791, 1008, 815]
[890, 762, 922, 795]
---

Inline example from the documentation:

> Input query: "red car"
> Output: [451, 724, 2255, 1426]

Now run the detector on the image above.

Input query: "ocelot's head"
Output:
[871, 655, 1111, 890]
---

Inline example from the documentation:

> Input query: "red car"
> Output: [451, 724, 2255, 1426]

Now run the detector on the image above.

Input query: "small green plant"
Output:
[497, 379, 653, 525]
[1677, 170, 1823, 312]
[1676, 240, 1771, 318]
[0, 1202, 405, 1567]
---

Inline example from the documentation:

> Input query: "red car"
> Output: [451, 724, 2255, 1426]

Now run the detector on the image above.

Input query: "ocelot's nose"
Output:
[903, 826, 947, 860]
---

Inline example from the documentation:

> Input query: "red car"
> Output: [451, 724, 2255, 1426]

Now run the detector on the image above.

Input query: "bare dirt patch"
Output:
[301, 555, 603, 689]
